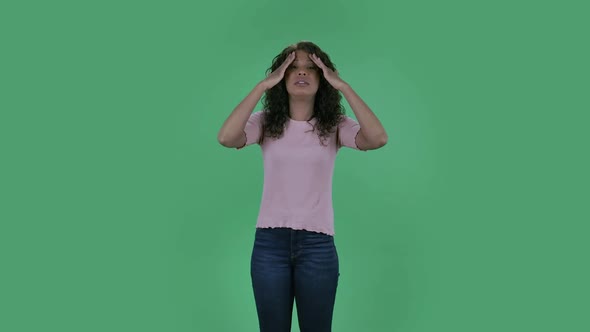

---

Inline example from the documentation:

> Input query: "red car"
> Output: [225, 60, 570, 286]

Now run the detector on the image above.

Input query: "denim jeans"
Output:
[250, 227, 340, 332]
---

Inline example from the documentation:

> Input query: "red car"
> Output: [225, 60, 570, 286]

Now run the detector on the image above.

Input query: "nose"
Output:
[297, 71, 307, 76]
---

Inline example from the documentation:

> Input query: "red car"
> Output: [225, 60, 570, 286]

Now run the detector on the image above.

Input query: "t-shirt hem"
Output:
[256, 218, 334, 236]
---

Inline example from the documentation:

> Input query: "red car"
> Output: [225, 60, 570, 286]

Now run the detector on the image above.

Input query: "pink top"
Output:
[237, 111, 366, 236]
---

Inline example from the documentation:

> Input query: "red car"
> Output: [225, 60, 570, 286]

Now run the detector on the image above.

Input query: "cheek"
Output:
[312, 72, 321, 84]
[313, 77, 320, 86]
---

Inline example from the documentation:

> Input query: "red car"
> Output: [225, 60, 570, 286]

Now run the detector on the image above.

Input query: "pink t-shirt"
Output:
[237, 110, 366, 236]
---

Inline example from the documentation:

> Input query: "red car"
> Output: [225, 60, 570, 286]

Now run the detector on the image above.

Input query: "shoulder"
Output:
[336, 114, 363, 150]
[337, 114, 360, 128]
[247, 110, 265, 124]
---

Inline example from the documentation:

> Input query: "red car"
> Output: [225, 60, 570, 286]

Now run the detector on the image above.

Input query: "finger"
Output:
[308, 53, 320, 67]
[276, 54, 294, 76]
[280, 52, 296, 71]
[309, 53, 326, 70]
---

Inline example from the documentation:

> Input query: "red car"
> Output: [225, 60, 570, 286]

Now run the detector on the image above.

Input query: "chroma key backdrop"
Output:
[1, 0, 588, 331]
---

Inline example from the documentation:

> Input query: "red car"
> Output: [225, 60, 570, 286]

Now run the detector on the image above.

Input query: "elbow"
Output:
[217, 131, 243, 148]
[358, 130, 388, 150]
[370, 133, 388, 149]
[217, 132, 232, 147]
[378, 133, 388, 147]
[218, 137, 229, 147]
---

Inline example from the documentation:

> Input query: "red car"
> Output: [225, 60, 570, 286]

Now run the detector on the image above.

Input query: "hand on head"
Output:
[261, 51, 296, 90]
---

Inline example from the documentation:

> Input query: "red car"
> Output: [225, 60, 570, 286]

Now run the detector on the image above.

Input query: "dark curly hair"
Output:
[259, 41, 346, 146]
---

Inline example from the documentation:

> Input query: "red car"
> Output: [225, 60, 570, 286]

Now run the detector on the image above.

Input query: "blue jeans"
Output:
[250, 227, 340, 332]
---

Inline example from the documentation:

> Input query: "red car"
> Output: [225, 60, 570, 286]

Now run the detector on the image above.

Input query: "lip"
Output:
[294, 79, 309, 85]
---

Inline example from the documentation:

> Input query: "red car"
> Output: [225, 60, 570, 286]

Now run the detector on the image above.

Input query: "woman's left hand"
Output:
[309, 53, 348, 91]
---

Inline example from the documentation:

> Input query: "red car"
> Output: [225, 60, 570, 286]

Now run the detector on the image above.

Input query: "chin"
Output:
[288, 91, 317, 98]
[287, 87, 319, 97]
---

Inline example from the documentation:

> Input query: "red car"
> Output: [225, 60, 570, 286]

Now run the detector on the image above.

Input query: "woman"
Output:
[217, 41, 387, 331]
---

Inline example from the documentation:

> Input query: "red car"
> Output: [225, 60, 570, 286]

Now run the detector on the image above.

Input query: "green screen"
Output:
[1, 0, 588, 331]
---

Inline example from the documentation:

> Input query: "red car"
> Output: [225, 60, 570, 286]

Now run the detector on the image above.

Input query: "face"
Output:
[285, 50, 320, 97]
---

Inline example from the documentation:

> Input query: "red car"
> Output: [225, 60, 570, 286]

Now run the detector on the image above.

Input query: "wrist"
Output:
[256, 81, 269, 92]
[337, 82, 351, 92]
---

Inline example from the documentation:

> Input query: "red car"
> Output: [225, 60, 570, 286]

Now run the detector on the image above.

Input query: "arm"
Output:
[308, 53, 388, 150]
[339, 83, 388, 150]
[217, 82, 266, 148]
[217, 51, 296, 148]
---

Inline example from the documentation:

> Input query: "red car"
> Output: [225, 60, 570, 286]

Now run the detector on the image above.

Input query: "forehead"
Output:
[293, 49, 311, 62]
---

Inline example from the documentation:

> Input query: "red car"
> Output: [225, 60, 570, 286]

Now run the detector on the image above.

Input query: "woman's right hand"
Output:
[260, 51, 295, 90]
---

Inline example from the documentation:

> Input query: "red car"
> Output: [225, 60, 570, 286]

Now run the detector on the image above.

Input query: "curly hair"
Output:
[260, 41, 346, 146]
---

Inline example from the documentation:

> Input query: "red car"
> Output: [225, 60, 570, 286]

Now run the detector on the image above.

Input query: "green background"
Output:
[1, 0, 588, 331]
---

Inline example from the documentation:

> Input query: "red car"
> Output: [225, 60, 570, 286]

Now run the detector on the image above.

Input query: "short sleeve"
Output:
[236, 111, 263, 149]
[337, 115, 365, 151]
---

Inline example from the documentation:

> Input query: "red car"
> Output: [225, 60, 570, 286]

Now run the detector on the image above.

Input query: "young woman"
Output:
[217, 41, 387, 331]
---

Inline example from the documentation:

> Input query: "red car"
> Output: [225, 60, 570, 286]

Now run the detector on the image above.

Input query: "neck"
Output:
[288, 96, 315, 121]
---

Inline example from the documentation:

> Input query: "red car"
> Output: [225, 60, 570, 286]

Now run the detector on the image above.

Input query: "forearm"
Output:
[339, 83, 388, 144]
[217, 82, 266, 144]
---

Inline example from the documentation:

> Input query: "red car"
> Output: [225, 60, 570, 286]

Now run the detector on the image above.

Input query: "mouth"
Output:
[294, 80, 310, 86]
